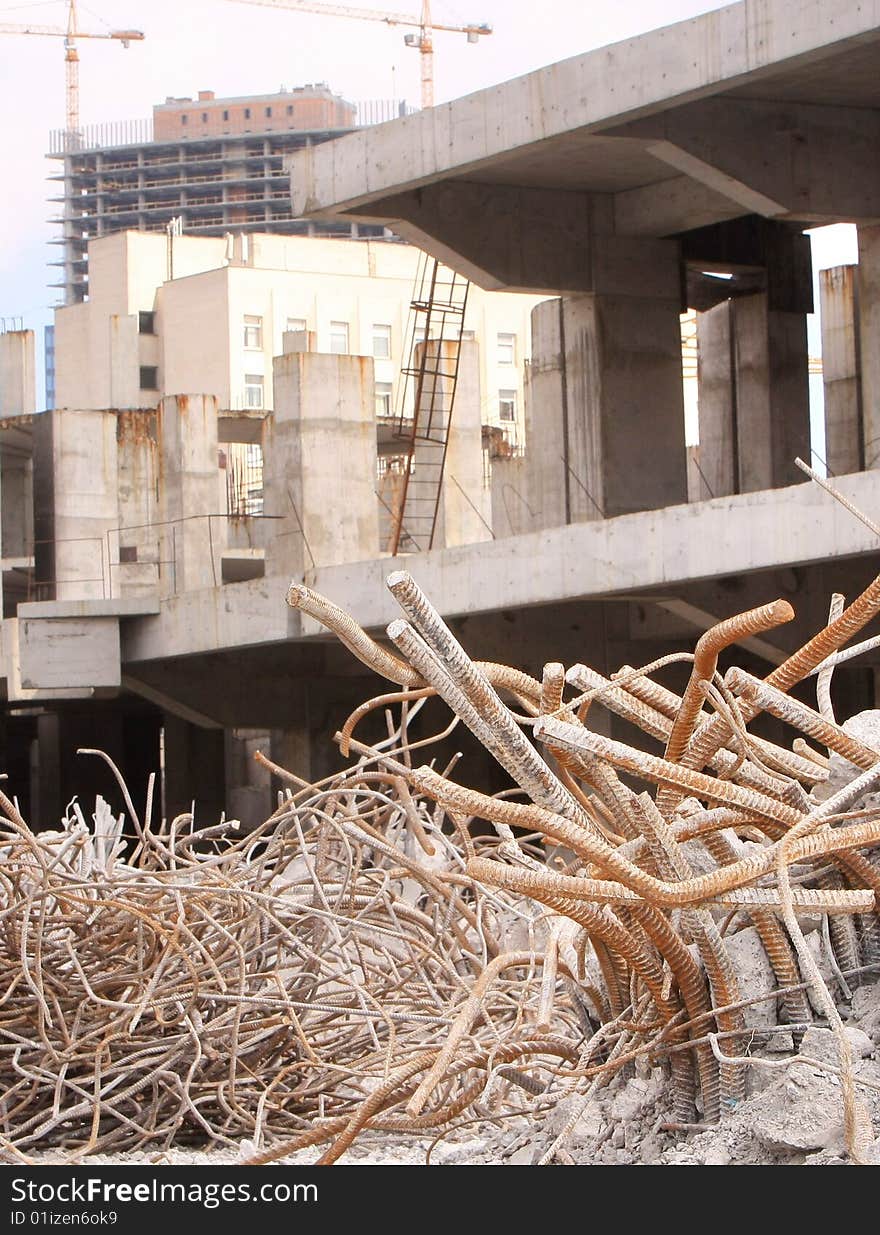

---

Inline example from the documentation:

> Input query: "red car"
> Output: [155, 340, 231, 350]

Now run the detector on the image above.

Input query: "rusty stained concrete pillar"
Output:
[158, 394, 223, 595]
[265, 351, 378, 577]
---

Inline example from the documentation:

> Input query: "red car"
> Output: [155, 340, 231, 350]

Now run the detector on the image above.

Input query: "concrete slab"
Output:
[287, 1, 880, 282]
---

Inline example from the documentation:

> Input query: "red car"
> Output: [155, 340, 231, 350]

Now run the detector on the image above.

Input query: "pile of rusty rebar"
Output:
[2, 566, 880, 1165]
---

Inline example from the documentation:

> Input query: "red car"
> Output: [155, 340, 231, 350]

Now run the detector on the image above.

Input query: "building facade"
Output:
[53, 229, 543, 445]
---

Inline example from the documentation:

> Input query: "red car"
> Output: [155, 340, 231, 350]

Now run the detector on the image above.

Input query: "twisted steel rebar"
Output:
[3, 573, 880, 1163]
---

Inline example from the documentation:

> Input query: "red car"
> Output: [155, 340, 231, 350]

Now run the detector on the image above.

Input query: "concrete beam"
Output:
[121, 470, 880, 665]
[614, 176, 746, 238]
[354, 183, 684, 296]
[653, 599, 786, 665]
[611, 99, 880, 225]
[122, 673, 222, 730]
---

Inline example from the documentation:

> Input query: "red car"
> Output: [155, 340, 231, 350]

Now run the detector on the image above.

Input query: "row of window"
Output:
[242, 315, 517, 363]
[181, 104, 295, 126]
[142, 362, 517, 420]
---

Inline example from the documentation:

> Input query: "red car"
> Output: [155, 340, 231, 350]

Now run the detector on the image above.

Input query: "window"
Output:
[375, 382, 393, 417]
[265, 106, 272, 118]
[223, 109, 229, 121]
[138, 310, 155, 335]
[201, 112, 208, 123]
[461, 329, 476, 342]
[244, 107, 251, 119]
[372, 324, 392, 359]
[139, 365, 158, 391]
[329, 321, 349, 354]
[497, 332, 516, 365]
[244, 374, 264, 409]
[243, 314, 263, 349]
[181, 114, 188, 126]
[287, 104, 293, 115]
[286, 316, 307, 335]
[498, 389, 517, 422]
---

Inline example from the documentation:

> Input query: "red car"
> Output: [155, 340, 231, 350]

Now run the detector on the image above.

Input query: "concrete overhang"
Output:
[122, 471, 880, 664]
[287, 0, 880, 291]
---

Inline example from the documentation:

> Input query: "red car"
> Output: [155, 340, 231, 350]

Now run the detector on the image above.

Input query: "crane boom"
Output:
[0, 1, 144, 132]
[224, 0, 492, 108]
[227, 0, 489, 35]
[0, 22, 144, 42]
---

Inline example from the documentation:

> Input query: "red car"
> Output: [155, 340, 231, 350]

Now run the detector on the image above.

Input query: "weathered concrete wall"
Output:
[820, 264, 862, 476]
[265, 351, 378, 577]
[18, 616, 120, 691]
[115, 410, 161, 598]
[0, 332, 36, 417]
[35, 409, 118, 600]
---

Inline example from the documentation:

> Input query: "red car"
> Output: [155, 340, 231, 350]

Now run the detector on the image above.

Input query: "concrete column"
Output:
[33, 713, 61, 830]
[34, 408, 117, 600]
[561, 288, 688, 519]
[408, 339, 490, 551]
[270, 721, 312, 789]
[265, 352, 378, 577]
[158, 394, 223, 594]
[820, 265, 862, 477]
[732, 294, 810, 492]
[692, 300, 736, 500]
[441, 339, 491, 547]
[0, 331, 36, 416]
[857, 226, 880, 468]
[115, 410, 161, 599]
[163, 714, 226, 826]
[224, 728, 272, 830]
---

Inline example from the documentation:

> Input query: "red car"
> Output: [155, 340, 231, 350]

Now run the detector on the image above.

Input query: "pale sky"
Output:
[0, 0, 731, 328]
[0, 0, 855, 420]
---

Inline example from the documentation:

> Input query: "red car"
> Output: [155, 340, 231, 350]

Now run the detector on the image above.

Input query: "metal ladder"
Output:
[389, 255, 470, 555]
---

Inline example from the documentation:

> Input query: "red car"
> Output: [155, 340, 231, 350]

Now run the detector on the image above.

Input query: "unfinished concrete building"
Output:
[7, 0, 880, 835]
[47, 84, 404, 305]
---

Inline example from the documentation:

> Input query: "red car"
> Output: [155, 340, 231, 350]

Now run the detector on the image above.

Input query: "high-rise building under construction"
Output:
[47, 84, 405, 305]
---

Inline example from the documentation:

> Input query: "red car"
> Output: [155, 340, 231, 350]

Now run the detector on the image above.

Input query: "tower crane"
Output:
[0, 1, 144, 133]
[225, 0, 491, 109]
